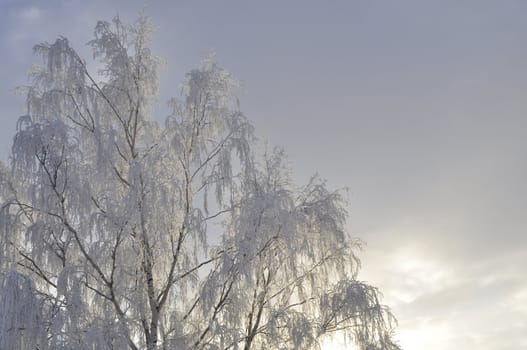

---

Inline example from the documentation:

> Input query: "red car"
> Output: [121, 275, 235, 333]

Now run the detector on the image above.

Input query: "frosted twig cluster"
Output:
[0, 15, 400, 350]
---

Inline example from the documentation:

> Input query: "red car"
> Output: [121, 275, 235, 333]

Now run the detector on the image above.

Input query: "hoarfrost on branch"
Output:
[0, 15, 401, 350]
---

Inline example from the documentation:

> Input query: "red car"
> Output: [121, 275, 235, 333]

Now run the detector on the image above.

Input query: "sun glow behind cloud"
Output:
[318, 245, 450, 350]
[359, 221, 527, 350]
[369, 245, 455, 350]
[319, 334, 356, 350]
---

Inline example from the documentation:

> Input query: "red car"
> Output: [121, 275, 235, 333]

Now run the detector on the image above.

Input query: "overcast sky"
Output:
[1, 1, 527, 349]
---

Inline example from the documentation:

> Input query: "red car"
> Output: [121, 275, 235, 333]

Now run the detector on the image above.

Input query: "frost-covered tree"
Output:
[0, 15, 401, 350]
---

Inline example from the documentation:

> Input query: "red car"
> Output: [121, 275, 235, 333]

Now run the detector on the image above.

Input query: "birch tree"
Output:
[0, 15, 401, 350]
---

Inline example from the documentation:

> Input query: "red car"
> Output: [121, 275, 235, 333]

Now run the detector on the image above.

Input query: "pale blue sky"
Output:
[1, 1, 527, 349]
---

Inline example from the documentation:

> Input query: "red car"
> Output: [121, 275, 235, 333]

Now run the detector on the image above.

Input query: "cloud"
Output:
[18, 6, 42, 22]
[359, 230, 527, 350]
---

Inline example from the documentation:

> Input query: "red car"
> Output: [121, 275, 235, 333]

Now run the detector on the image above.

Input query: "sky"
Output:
[1, 1, 527, 349]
